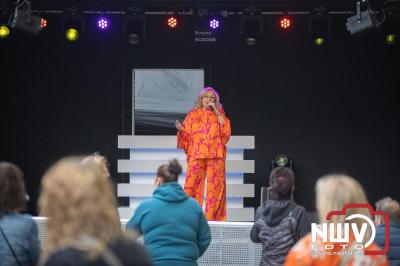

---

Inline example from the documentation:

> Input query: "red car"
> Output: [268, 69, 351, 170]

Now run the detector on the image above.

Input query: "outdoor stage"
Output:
[34, 217, 262, 266]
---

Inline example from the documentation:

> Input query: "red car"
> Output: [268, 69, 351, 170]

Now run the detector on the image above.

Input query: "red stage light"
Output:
[40, 18, 47, 28]
[167, 17, 178, 28]
[280, 17, 291, 29]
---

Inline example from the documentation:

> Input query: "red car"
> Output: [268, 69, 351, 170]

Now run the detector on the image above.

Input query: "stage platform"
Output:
[117, 135, 256, 222]
[34, 217, 262, 266]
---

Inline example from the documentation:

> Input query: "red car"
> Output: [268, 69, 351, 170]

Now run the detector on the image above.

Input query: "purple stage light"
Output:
[209, 19, 220, 29]
[97, 18, 109, 29]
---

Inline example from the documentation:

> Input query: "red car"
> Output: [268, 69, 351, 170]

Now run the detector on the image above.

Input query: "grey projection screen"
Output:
[132, 69, 204, 135]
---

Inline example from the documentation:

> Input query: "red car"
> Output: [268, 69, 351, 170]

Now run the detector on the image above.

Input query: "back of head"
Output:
[375, 197, 400, 224]
[316, 174, 369, 224]
[269, 167, 295, 200]
[157, 159, 182, 183]
[81, 153, 110, 180]
[39, 157, 120, 259]
[0, 162, 27, 213]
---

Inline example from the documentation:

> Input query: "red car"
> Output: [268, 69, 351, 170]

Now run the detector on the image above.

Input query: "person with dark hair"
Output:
[250, 167, 309, 266]
[127, 159, 211, 266]
[375, 197, 400, 266]
[0, 162, 40, 266]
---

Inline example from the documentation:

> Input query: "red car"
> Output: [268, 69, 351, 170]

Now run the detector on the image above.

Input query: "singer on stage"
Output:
[175, 87, 231, 221]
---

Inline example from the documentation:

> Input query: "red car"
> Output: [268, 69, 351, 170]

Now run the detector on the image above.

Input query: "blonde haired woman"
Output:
[284, 174, 388, 266]
[81, 152, 110, 180]
[39, 157, 151, 266]
[175, 87, 231, 221]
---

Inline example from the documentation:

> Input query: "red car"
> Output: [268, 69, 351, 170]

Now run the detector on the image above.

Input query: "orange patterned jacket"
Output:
[177, 107, 231, 162]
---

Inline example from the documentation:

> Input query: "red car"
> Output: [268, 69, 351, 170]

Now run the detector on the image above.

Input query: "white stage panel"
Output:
[118, 159, 255, 174]
[119, 135, 255, 149]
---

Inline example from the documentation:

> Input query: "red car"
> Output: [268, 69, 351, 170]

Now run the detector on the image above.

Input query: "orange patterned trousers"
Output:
[184, 158, 226, 221]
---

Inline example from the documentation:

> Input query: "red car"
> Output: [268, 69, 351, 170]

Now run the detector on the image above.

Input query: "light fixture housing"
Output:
[0, 25, 10, 38]
[309, 13, 331, 45]
[62, 14, 85, 41]
[12, 10, 47, 35]
[271, 154, 293, 169]
[240, 14, 263, 45]
[346, 0, 379, 36]
[124, 15, 146, 45]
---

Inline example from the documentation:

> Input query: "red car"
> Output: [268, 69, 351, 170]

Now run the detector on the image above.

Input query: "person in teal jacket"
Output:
[127, 159, 211, 266]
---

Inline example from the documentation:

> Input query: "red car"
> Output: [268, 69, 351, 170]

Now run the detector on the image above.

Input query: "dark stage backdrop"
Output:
[1, 14, 399, 215]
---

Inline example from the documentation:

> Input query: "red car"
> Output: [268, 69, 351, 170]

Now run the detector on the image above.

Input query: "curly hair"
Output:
[39, 157, 120, 261]
[375, 197, 400, 223]
[268, 166, 295, 200]
[0, 162, 27, 212]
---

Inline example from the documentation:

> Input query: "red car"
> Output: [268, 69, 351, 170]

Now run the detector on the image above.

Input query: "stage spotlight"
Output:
[271, 154, 293, 169]
[66, 28, 78, 41]
[309, 14, 331, 46]
[0, 25, 10, 39]
[314, 37, 325, 46]
[346, 1, 378, 35]
[97, 17, 109, 30]
[40, 18, 47, 28]
[346, 10, 378, 35]
[62, 15, 85, 41]
[280, 16, 292, 30]
[124, 15, 146, 45]
[275, 154, 289, 167]
[385, 34, 396, 44]
[209, 18, 220, 29]
[12, 10, 47, 35]
[382, 18, 398, 45]
[167, 16, 178, 29]
[240, 15, 263, 45]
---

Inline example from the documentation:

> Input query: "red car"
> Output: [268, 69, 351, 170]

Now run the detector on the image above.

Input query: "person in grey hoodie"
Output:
[250, 167, 310, 266]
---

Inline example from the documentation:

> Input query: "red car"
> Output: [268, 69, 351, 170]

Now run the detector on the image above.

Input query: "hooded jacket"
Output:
[127, 182, 211, 266]
[250, 200, 310, 266]
[375, 222, 400, 266]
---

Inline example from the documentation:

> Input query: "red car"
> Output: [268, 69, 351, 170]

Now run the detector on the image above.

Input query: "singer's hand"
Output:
[175, 120, 183, 131]
[208, 102, 216, 111]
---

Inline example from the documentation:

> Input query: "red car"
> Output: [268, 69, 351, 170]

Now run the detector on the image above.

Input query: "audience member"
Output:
[127, 159, 211, 266]
[0, 162, 40, 266]
[375, 197, 400, 266]
[39, 157, 152, 266]
[285, 174, 388, 266]
[250, 166, 310, 266]
[81, 152, 110, 180]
